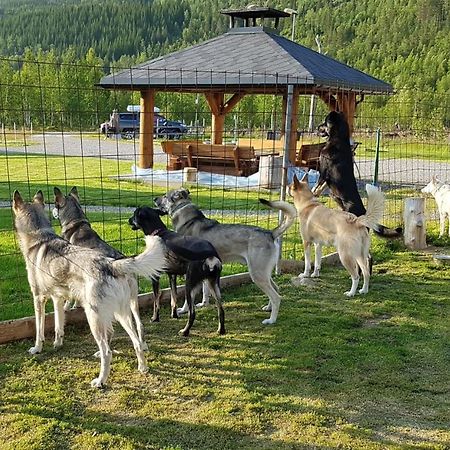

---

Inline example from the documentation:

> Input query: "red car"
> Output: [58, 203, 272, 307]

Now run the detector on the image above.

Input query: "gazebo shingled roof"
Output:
[98, 9, 393, 170]
[99, 27, 393, 94]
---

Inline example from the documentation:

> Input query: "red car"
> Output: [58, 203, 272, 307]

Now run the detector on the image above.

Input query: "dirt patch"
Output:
[362, 314, 392, 328]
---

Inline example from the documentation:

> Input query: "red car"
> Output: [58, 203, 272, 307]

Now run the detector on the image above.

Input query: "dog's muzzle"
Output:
[128, 216, 139, 230]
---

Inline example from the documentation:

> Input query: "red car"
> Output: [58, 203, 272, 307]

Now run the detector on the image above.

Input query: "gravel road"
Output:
[2, 131, 449, 188]
[1, 132, 167, 163]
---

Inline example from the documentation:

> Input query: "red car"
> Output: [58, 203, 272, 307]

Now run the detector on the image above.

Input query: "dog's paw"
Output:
[358, 288, 368, 295]
[90, 378, 105, 389]
[261, 304, 272, 312]
[298, 273, 310, 279]
[28, 346, 42, 355]
[138, 364, 148, 374]
[179, 328, 190, 337]
[311, 272, 320, 278]
[262, 318, 276, 325]
[176, 307, 189, 315]
[344, 291, 356, 297]
[53, 338, 64, 349]
[195, 301, 209, 309]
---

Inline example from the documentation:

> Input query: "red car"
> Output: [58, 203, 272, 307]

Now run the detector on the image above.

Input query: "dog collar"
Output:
[170, 202, 191, 216]
[62, 219, 90, 237]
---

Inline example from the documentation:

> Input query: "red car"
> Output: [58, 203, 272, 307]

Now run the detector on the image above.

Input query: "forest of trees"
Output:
[0, 0, 448, 133]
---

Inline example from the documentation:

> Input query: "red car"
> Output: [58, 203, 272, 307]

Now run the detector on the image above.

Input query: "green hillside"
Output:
[0, 0, 449, 129]
[0, 0, 449, 91]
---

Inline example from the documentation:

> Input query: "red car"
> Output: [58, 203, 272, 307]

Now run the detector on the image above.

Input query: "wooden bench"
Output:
[295, 142, 360, 170]
[161, 141, 259, 177]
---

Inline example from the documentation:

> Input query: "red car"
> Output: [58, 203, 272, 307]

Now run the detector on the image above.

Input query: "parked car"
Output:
[101, 111, 188, 140]
[157, 119, 189, 139]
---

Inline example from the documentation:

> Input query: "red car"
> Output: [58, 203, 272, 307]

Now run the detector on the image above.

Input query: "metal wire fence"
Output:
[1, 57, 449, 322]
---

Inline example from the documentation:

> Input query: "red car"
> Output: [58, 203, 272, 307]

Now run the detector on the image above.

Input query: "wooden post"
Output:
[204, 92, 246, 145]
[211, 112, 225, 144]
[139, 89, 155, 169]
[204, 92, 224, 145]
[337, 92, 357, 136]
[283, 87, 299, 163]
[403, 198, 427, 250]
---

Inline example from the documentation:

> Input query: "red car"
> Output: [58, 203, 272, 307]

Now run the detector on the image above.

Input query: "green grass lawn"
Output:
[0, 242, 449, 449]
[0, 150, 449, 448]
[0, 153, 279, 211]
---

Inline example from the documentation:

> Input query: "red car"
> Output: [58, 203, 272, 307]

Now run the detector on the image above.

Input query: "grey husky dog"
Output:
[52, 186, 146, 350]
[155, 189, 297, 325]
[13, 190, 166, 388]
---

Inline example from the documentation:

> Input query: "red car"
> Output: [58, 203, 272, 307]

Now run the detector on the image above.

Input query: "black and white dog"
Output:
[129, 206, 224, 336]
[314, 111, 401, 238]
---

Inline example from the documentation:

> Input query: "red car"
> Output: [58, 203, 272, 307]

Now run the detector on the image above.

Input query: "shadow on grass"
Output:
[1, 253, 449, 448]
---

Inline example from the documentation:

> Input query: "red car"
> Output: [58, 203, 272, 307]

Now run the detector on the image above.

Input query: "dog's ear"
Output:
[69, 186, 79, 200]
[54, 187, 65, 207]
[33, 190, 45, 205]
[12, 190, 24, 210]
[293, 174, 301, 189]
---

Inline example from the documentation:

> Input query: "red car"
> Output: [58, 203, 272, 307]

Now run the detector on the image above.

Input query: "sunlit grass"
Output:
[0, 247, 449, 449]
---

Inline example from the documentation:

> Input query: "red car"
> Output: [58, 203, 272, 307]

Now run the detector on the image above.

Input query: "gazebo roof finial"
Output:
[220, 6, 290, 30]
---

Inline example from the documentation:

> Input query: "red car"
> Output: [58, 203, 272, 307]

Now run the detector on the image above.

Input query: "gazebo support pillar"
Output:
[205, 92, 246, 145]
[205, 92, 225, 144]
[317, 91, 358, 137]
[139, 89, 155, 169]
[336, 92, 357, 135]
[212, 113, 225, 145]
[282, 87, 300, 163]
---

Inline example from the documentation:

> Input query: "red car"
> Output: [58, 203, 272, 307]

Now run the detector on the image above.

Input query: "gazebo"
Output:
[98, 6, 393, 171]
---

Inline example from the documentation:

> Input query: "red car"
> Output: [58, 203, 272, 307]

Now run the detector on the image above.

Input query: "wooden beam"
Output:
[204, 92, 221, 116]
[139, 89, 155, 169]
[222, 92, 246, 115]
[317, 91, 338, 111]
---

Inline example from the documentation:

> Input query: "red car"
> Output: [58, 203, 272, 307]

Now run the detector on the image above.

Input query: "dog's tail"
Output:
[373, 223, 403, 238]
[112, 235, 166, 279]
[259, 199, 297, 239]
[362, 185, 403, 238]
[356, 184, 385, 231]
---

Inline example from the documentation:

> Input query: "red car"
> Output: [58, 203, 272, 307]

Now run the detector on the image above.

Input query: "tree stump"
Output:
[403, 198, 426, 250]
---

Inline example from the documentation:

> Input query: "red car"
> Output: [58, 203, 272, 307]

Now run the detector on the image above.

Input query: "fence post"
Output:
[373, 127, 381, 185]
[276, 84, 294, 274]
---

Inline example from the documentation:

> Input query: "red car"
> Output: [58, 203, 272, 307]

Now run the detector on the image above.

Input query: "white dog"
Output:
[289, 174, 385, 296]
[422, 176, 450, 238]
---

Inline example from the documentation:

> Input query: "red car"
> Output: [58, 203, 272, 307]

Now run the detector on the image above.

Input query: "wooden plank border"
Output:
[0, 272, 251, 345]
[0, 256, 342, 345]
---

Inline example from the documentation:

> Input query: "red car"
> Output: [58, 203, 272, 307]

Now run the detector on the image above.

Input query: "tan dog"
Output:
[289, 174, 385, 296]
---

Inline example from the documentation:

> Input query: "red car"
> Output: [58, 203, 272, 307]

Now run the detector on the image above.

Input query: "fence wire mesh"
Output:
[1, 57, 449, 322]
